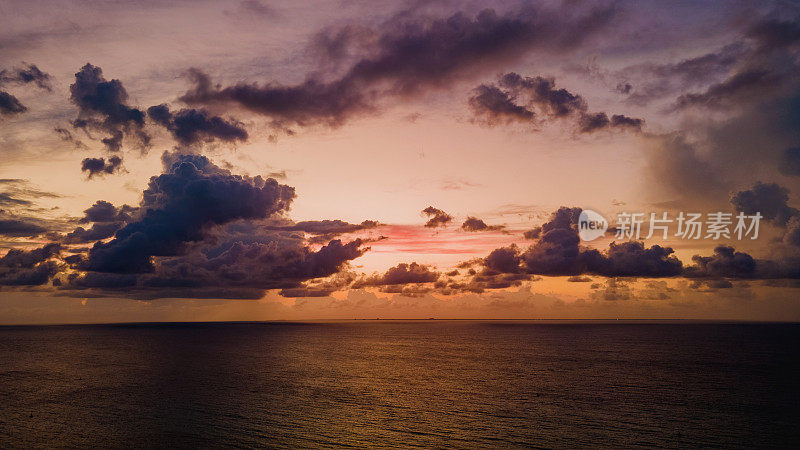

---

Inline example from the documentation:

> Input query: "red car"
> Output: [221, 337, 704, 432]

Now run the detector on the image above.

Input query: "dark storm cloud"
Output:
[81, 156, 123, 178]
[181, 5, 617, 131]
[81, 152, 295, 274]
[0, 243, 61, 286]
[69, 63, 149, 152]
[461, 217, 504, 232]
[146, 104, 248, 146]
[422, 206, 453, 228]
[470, 73, 644, 133]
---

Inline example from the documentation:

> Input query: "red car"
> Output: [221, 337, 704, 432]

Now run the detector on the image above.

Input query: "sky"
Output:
[1, 0, 800, 323]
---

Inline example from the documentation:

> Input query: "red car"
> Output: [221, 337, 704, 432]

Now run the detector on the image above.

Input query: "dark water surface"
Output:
[1, 321, 798, 448]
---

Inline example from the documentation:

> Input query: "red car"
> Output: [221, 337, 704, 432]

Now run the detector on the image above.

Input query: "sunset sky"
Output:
[1, 0, 800, 323]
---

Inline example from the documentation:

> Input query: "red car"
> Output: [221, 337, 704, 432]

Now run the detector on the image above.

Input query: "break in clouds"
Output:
[1, 1, 800, 304]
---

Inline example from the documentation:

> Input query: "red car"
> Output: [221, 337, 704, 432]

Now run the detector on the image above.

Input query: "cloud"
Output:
[0, 64, 51, 90]
[422, 206, 452, 228]
[468, 84, 534, 125]
[523, 227, 541, 239]
[0, 243, 61, 286]
[461, 216, 504, 232]
[0, 219, 47, 237]
[683, 246, 757, 279]
[567, 275, 592, 282]
[780, 147, 800, 176]
[0, 91, 26, 116]
[0, 193, 31, 207]
[69, 63, 149, 152]
[78, 200, 135, 224]
[354, 262, 440, 287]
[81, 156, 123, 178]
[469, 73, 644, 133]
[263, 219, 378, 235]
[731, 182, 798, 226]
[80, 152, 295, 274]
[469, 206, 683, 278]
[55, 153, 369, 299]
[147, 104, 248, 146]
[54, 127, 88, 149]
[63, 222, 123, 244]
[0, 63, 52, 117]
[180, 5, 617, 132]
[674, 70, 779, 109]
[601, 43, 748, 105]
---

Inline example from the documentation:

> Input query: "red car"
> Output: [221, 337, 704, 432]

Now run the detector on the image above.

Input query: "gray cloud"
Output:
[180, 5, 617, 133]
[470, 72, 644, 133]
[461, 217, 504, 232]
[422, 206, 453, 228]
[147, 104, 248, 146]
[81, 156, 123, 178]
[69, 63, 149, 153]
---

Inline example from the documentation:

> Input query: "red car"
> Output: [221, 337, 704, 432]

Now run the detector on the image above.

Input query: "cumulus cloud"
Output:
[461, 217, 504, 232]
[69, 63, 149, 152]
[81, 152, 295, 273]
[81, 156, 123, 178]
[0, 243, 61, 286]
[54, 152, 367, 299]
[0, 63, 51, 117]
[684, 246, 757, 279]
[422, 206, 453, 228]
[731, 182, 798, 226]
[354, 262, 440, 287]
[468, 206, 683, 279]
[78, 200, 135, 224]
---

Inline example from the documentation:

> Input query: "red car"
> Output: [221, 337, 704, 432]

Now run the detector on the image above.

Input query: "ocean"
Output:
[1, 321, 798, 448]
